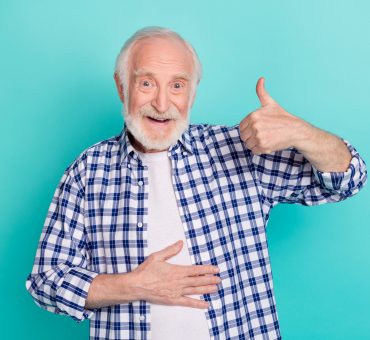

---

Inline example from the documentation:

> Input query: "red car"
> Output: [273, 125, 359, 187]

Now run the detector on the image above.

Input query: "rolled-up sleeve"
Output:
[26, 158, 98, 322]
[251, 138, 367, 207]
[312, 139, 367, 193]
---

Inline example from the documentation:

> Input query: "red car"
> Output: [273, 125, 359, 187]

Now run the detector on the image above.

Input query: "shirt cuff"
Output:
[55, 266, 99, 322]
[312, 139, 361, 192]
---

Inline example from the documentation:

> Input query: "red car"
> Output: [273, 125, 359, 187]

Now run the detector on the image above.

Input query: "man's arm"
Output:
[239, 77, 367, 205]
[26, 167, 99, 322]
[26, 163, 220, 321]
[85, 241, 220, 310]
[292, 123, 351, 172]
[240, 77, 357, 172]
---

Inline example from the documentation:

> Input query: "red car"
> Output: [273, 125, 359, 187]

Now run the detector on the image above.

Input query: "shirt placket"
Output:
[170, 147, 224, 339]
[129, 152, 152, 339]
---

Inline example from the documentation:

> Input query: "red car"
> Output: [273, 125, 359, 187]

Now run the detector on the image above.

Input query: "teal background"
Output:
[1, 0, 369, 339]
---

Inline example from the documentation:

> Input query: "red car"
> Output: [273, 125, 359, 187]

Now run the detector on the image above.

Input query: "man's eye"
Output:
[143, 80, 151, 87]
[173, 82, 184, 89]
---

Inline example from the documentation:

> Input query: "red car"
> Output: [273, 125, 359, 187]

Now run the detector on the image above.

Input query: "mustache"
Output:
[138, 104, 182, 120]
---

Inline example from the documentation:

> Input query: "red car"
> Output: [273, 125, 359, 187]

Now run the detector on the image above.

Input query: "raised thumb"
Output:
[256, 77, 274, 106]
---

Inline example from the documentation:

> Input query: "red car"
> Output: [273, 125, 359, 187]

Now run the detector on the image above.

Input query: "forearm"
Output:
[85, 272, 138, 309]
[294, 122, 352, 172]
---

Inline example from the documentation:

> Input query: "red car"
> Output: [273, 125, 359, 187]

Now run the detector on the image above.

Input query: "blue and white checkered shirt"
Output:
[26, 124, 367, 339]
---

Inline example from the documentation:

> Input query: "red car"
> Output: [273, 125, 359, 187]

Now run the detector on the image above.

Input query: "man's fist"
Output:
[240, 77, 312, 155]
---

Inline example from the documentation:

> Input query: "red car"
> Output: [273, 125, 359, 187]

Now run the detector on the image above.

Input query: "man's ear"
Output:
[190, 90, 197, 108]
[114, 73, 125, 103]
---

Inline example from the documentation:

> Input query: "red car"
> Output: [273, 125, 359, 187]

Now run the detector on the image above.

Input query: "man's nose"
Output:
[151, 86, 170, 113]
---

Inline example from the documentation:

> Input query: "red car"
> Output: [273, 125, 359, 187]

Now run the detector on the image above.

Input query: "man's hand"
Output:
[85, 240, 221, 310]
[131, 240, 221, 309]
[239, 77, 351, 172]
[240, 77, 312, 155]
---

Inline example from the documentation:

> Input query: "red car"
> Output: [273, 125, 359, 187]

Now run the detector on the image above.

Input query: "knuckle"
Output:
[260, 140, 271, 151]
[251, 110, 262, 120]
[249, 111, 257, 121]
[193, 266, 202, 275]
[160, 288, 180, 300]
[169, 289, 180, 299]
[252, 122, 260, 133]
[255, 132, 264, 143]
[150, 253, 160, 261]
[259, 139, 267, 148]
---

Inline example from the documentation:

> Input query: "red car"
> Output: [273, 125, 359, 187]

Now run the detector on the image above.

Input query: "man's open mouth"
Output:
[147, 116, 171, 123]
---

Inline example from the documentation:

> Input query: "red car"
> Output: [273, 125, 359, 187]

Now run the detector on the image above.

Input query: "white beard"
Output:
[123, 103, 189, 151]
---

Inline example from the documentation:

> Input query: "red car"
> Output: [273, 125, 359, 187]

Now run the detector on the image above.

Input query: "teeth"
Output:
[150, 117, 167, 121]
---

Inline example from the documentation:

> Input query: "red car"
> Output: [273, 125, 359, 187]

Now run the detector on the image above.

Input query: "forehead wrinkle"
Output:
[133, 67, 191, 81]
[129, 38, 195, 82]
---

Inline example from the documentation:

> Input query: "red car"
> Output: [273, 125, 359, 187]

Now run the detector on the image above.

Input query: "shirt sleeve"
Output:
[251, 138, 367, 207]
[25, 157, 99, 322]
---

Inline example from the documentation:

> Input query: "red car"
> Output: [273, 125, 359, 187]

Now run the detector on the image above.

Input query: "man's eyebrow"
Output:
[172, 72, 191, 81]
[133, 68, 154, 78]
[133, 68, 191, 81]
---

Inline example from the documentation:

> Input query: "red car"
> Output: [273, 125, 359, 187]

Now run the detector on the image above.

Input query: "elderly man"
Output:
[26, 26, 367, 340]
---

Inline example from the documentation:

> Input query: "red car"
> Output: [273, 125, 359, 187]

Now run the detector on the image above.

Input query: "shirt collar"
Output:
[118, 124, 194, 165]
[174, 126, 194, 154]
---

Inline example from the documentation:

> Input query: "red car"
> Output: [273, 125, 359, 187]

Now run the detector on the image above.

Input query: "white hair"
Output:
[114, 26, 202, 109]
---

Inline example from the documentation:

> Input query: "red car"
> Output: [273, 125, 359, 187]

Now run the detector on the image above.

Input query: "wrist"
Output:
[117, 271, 140, 302]
[292, 120, 318, 152]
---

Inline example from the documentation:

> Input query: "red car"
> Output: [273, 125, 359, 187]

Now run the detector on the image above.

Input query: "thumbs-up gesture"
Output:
[240, 77, 312, 155]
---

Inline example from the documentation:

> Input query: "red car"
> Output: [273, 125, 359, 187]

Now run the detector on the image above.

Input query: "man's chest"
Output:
[82, 156, 269, 276]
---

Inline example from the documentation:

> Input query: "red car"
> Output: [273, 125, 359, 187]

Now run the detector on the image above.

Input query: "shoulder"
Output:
[188, 123, 250, 156]
[188, 123, 240, 140]
[64, 133, 122, 177]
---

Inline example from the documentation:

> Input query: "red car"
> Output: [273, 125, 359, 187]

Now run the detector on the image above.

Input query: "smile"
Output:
[147, 116, 171, 124]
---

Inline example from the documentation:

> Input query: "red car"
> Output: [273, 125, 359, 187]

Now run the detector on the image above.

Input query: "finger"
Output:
[182, 275, 221, 287]
[240, 126, 254, 142]
[175, 296, 210, 309]
[256, 77, 274, 107]
[182, 264, 220, 276]
[239, 115, 249, 131]
[239, 118, 249, 134]
[251, 146, 265, 155]
[154, 240, 183, 261]
[182, 284, 219, 295]
[244, 137, 258, 151]
[239, 109, 260, 137]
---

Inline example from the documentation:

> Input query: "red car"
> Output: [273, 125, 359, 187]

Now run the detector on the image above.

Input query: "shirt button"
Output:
[182, 151, 188, 156]
[127, 164, 132, 169]
[139, 315, 145, 321]
[137, 222, 143, 228]
[138, 180, 144, 186]
[133, 154, 138, 159]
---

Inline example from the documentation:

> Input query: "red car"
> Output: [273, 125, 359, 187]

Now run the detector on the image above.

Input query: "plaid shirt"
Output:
[26, 124, 367, 339]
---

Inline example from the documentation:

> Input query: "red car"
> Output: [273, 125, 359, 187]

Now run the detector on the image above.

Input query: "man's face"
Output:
[120, 37, 195, 152]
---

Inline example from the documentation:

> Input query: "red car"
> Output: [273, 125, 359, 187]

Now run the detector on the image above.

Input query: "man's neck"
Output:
[127, 131, 168, 154]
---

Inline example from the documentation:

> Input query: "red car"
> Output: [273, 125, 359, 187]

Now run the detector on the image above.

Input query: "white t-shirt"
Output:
[137, 150, 210, 340]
